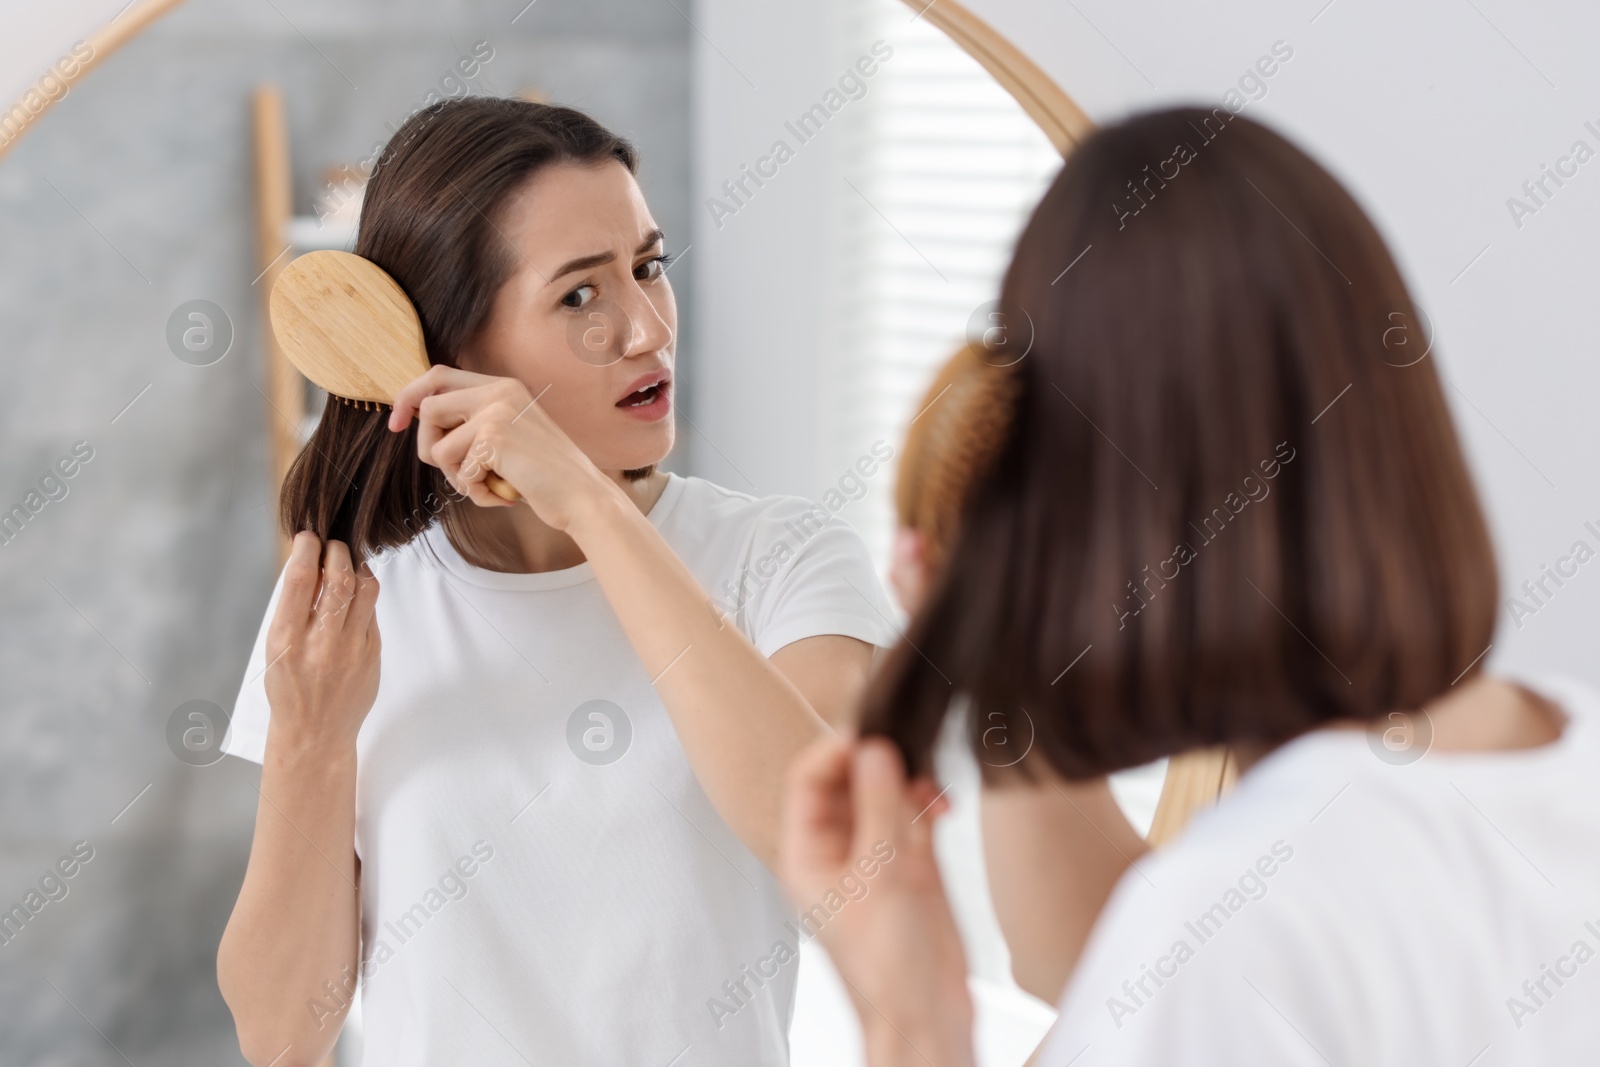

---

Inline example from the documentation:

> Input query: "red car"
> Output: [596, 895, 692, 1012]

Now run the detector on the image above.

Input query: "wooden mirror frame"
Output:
[0, 0, 191, 165]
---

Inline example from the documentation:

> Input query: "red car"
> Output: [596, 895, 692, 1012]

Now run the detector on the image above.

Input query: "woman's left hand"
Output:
[389, 365, 613, 532]
[780, 735, 976, 1067]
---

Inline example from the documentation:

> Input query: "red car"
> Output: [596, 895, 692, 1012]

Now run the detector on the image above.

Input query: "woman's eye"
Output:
[561, 284, 597, 309]
[636, 253, 672, 282]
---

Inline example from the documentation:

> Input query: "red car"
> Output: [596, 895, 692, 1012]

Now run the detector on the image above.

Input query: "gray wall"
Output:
[0, 1, 690, 1061]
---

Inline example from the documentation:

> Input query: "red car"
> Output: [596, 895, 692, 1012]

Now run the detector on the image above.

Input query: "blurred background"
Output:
[3, 0, 1598, 1063]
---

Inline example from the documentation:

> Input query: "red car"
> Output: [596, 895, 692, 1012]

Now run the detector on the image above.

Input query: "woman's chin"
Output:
[591, 437, 674, 477]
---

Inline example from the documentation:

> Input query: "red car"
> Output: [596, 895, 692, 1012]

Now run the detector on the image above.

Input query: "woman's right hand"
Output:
[263, 532, 381, 749]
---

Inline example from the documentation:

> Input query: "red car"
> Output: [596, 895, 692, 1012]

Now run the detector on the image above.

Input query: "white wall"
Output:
[0, 2, 125, 113]
[688, 0, 847, 499]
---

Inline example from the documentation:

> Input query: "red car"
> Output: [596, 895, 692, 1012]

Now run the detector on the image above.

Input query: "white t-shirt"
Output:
[1038, 674, 1600, 1067]
[223, 474, 897, 1066]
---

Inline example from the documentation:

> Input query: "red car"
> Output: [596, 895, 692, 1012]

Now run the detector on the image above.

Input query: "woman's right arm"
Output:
[217, 533, 381, 1067]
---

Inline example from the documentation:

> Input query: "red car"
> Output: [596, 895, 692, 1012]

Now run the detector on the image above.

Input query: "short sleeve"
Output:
[737, 501, 900, 657]
[219, 565, 288, 766]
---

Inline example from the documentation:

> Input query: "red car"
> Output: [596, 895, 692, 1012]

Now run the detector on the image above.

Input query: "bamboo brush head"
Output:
[268, 249, 430, 407]
[268, 249, 520, 501]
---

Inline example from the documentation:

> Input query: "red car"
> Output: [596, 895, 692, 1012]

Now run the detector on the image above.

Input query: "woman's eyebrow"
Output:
[547, 229, 666, 284]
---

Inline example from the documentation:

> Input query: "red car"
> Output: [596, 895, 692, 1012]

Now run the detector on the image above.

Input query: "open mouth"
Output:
[619, 381, 668, 407]
[616, 371, 672, 411]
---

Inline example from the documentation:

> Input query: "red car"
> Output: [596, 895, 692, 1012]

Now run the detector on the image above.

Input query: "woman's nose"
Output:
[618, 288, 673, 359]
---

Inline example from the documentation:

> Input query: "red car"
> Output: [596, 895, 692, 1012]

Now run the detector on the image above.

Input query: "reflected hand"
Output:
[780, 735, 975, 1067]
[264, 532, 381, 749]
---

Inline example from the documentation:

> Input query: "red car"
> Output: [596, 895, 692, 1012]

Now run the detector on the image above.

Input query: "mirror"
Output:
[2, 1, 1113, 1062]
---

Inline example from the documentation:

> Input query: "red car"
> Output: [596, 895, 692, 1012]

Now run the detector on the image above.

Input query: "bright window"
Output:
[818, 0, 1065, 572]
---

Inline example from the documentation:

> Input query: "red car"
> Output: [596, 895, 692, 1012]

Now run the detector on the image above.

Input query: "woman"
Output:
[779, 107, 1600, 1065]
[216, 98, 897, 1066]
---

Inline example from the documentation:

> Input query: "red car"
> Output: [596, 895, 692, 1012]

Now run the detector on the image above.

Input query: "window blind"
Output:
[822, 0, 1064, 571]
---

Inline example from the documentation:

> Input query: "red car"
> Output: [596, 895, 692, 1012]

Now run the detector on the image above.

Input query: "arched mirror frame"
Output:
[0, 0, 1230, 844]
[893, 0, 1235, 846]
[0, 0, 190, 167]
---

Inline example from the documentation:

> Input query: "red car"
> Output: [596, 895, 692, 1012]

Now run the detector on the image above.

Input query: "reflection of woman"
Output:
[781, 108, 1600, 1065]
[216, 98, 896, 1066]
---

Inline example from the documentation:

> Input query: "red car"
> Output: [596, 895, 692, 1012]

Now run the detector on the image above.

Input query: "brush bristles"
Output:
[334, 396, 391, 412]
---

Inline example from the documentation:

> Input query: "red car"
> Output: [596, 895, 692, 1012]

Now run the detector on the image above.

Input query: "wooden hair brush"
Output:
[269, 249, 520, 502]
[895, 342, 1019, 569]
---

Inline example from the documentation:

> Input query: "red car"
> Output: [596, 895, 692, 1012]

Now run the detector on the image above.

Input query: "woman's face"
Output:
[889, 526, 930, 614]
[461, 160, 677, 473]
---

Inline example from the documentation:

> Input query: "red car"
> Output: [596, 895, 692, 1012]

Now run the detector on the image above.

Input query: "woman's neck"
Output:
[1233, 674, 1567, 775]
[1419, 674, 1566, 753]
[446, 468, 670, 573]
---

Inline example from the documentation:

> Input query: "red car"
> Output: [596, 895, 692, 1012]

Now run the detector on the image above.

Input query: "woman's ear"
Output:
[889, 526, 929, 615]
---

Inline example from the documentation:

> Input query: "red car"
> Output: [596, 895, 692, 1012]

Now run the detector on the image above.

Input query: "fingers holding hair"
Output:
[853, 739, 950, 885]
[271, 531, 324, 644]
[348, 560, 381, 639]
[315, 539, 360, 632]
[783, 733, 856, 881]
[853, 738, 914, 859]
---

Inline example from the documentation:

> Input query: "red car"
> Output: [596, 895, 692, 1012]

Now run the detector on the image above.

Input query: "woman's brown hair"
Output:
[278, 97, 638, 564]
[863, 107, 1499, 781]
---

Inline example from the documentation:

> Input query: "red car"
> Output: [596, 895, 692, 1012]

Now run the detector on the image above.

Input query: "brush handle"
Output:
[485, 472, 521, 502]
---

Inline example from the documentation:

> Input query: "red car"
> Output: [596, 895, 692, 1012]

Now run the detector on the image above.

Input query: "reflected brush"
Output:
[269, 249, 520, 502]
